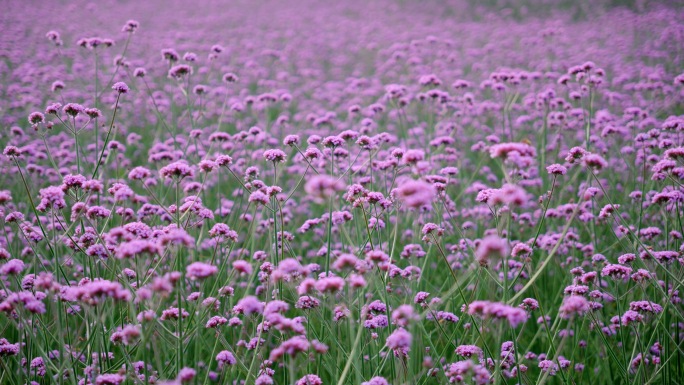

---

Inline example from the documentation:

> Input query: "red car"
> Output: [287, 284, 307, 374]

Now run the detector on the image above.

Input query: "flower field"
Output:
[1, 1, 683, 384]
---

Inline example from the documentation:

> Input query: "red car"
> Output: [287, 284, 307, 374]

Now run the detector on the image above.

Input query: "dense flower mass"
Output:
[394, 179, 436, 209]
[0, 1, 682, 384]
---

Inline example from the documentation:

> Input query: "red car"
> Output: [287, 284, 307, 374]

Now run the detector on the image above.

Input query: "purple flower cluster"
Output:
[0, 1, 682, 383]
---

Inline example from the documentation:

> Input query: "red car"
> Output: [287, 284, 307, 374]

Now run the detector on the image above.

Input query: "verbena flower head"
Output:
[63, 103, 85, 117]
[263, 149, 287, 163]
[28, 112, 45, 126]
[466, 300, 528, 328]
[160, 161, 194, 179]
[394, 179, 435, 209]
[559, 295, 590, 319]
[168, 64, 193, 79]
[186, 262, 218, 279]
[122, 19, 139, 33]
[112, 82, 129, 93]
[475, 236, 508, 266]
[305, 175, 345, 202]
[386, 327, 412, 357]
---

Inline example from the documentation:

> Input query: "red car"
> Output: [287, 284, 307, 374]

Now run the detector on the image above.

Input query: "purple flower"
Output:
[284, 135, 300, 146]
[112, 82, 129, 93]
[248, 190, 270, 205]
[455, 344, 483, 358]
[36, 186, 66, 212]
[314, 276, 345, 293]
[305, 175, 345, 202]
[222, 72, 239, 83]
[445, 360, 490, 384]
[178, 367, 196, 382]
[3, 146, 21, 158]
[95, 374, 126, 385]
[160, 307, 189, 320]
[386, 327, 412, 357]
[28, 112, 45, 125]
[0, 339, 20, 356]
[263, 149, 287, 163]
[414, 291, 430, 304]
[122, 19, 139, 33]
[475, 236, 509, 266]
[601, 264, 632, 280]
[0, 259, 25, 275]
[489, 142, 536, 158]
[209, 223, 238, 241]
[629, 301, 663, 314]
[115, 240, 161, 259]
[559, 296, 590, 319]
[394, 179, 435, 209]
[583, 153, 608, 170]
[295, 374, 323, 385]
[520, 298, 539, 311]
[168, 64, 193, 79]
[361, 377, 389, 385]
[186, 262, 218, 279]
[295, 295, 320, 310]
[539, 360, 559, 375]
[63, 103, 85, 117]
[128, 166, 152, 180]
[269, 336, 310, 361]
[216, 350, 236, 368]
[467, 300, 528, 328]
[546, 163, 567, 175]
[160, 161, 194, 179]
[233, 296, 264, 316]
